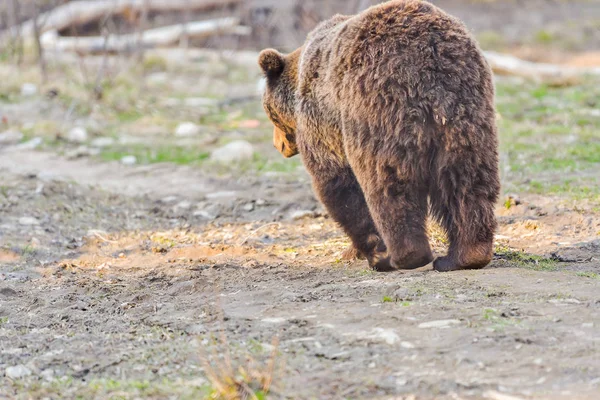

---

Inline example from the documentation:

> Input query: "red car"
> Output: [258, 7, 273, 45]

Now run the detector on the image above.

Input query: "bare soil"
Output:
[1, 146, 599, 399]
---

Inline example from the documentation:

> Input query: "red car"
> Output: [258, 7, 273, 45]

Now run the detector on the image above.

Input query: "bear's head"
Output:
[258, 48, 301, 158]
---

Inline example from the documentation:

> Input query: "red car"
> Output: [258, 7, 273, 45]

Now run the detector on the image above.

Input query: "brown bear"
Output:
[259, 0, 500, 272]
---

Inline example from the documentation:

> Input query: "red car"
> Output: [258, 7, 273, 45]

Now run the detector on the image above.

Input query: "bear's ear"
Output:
[258, 49, 285, 78]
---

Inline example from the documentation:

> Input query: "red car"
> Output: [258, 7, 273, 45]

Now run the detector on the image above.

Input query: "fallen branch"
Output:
[40, 18, 245, 54]
[1, 0, 242, 42]
[484, 51, 600, 85]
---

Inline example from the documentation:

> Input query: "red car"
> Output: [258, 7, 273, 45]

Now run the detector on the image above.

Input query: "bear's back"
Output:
[299, 0, 494, 137]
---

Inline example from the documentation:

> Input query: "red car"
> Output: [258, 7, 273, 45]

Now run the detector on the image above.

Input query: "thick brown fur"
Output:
[259, 0, 500, 272]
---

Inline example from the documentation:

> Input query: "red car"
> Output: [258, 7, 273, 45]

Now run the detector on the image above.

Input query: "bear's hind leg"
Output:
[312, 167, 392, 271]
[346, 157, 434, 270]
[431, 163, 499, 272]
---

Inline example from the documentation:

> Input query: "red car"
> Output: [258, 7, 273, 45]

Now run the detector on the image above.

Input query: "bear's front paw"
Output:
[368, 253, 394, 272]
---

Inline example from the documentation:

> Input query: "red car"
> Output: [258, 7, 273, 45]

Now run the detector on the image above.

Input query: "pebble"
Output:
[20, 83, 38, 97]
[66, 146, 94, 159]
[242, 202, 255, 212]
[121, 155, 137, 165]
[289, 210, 316, 220]
[175, 122, 201, 137]
[5, 365, 32, 379]
[0, 130, 24, 145]
[19, 216, 40, 226]
[185, 324, 206, 335]
[40, 369, 54, 381]
[205, 191, 237, 200]
[210, 140, 254, 163]
[175, 200, 192, 210]
[418, 319, 461, 329]
[67, 127, 88, 143]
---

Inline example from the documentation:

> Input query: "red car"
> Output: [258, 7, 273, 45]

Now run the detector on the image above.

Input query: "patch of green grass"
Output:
[497, 77, 600, 204]
[101, 146, 210, 165]
[0, 316, 8, 326]
[576, 271, 600, 280]
[534, 29, 556, 45]
[495, 246, 559, 271]
[382, 296, 394, 303]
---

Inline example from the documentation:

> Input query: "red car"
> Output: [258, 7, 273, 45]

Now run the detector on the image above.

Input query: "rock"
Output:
[289, 210, 316, 220]
[257, 78, 266, 94]
[193, 210, 216, 220]
[483, 391, 524, 400]
[400, 341, 415, 349]
[210, 140, 254, 163]
[175, 200, 192, 210]
[19, 217, 40, 226]
[16, 137, 43, 150]
[20, 83, 38, 97]
[418, 319, 461, 329]
[242, 202, 255, 212]
[0, 130, 24, 145]
[90, 137, 115, 148]
[5, 365, 32, 379]
[40, 369, 55, 381]
[366, 328, 400, 345]
[185, 324, 206, 335]
[0, 287, 18, 297]
[67, 127, 88, 143]
[121, 155, 137, 165]
[256, 199, 266, 206]
[175, 122, 201, 137]
[161, 196, 178, 204]
[65, 146, 92, 159]
[205, 191, 237, 200]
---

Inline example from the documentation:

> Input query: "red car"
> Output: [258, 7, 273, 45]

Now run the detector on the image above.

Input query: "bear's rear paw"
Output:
[433, 254, 491, 272]
[391, 250, 433, 270]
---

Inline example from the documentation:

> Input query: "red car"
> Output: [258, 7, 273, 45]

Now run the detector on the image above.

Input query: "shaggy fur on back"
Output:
[259, 0, 500, 272]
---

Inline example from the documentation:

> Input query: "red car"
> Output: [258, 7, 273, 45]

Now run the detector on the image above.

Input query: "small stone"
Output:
[205, 191, 237, 200]
[19, 216, 40, 226]
[256, 199, 266, 206]
[289, 210, 316, 220]
[210, 140, 254, 163]
[67, 127, 88, 143]
[40, 369, 54, 381]
[65, 146, 92, 159]
[418, 319, 461, 329]
[121, 155, 137, 165]
[5, 365, 32, 379]
[175, 122, 201, 137]
[193, 210, 216, 220]
[0, 130, 24, 145]
[175, 200, 192, 210]
[242, 203, 255, 212]
[0, 287, 18, 297]
[400, 341, 415, 349]
[185, 324, 206, 335]
[21, 83, 38, 97]
[90, 137, 115, 148]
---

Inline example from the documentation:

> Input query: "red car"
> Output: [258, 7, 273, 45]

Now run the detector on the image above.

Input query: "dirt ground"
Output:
[0, 145, 599, 400]
[1, 1, 600, 399]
